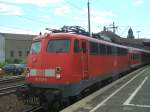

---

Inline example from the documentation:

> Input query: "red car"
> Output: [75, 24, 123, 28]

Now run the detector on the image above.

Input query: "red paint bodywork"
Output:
[26, 33, 148, 85]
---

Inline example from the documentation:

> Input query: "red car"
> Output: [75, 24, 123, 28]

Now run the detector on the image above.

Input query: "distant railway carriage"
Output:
[16, 26, 150, 111]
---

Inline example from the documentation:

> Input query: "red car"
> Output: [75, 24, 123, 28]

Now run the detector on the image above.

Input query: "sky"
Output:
[0, 0, 150, 39]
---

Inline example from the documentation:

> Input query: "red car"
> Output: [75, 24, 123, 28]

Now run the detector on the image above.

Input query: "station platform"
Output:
[61, 65, 150, 112]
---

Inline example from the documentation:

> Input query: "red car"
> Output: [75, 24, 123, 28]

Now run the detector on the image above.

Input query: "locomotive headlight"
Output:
[55, 67, 62, 74]
[55, 67, 62, 79]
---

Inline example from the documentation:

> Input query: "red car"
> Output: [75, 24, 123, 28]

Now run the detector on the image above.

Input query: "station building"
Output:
[0, 33, 35, 62]
[99, 30, 150, 50]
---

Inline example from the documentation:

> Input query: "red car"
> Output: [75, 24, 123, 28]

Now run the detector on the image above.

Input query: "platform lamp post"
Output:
[137, 31, 141, 39]
[87, 0, 91, 37]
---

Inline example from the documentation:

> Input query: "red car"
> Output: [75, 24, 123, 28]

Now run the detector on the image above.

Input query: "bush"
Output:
[0, 58, 26, 68]
[0, 62, 6, 68]
[5, 59, 14, 64]
[14, 58, 21, 63]
[14, 58, 26, 64]
[6, 58, 26, 64]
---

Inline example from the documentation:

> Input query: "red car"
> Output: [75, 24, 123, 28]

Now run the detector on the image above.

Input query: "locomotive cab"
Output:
[25, 33, 89, 97]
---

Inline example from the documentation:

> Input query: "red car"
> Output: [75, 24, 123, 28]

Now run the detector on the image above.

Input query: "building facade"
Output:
[0, 33, 35, 62]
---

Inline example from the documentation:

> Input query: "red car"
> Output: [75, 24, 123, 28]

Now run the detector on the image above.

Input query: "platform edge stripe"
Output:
[123, 76, 149, 105]
[124, 103, 150, 108]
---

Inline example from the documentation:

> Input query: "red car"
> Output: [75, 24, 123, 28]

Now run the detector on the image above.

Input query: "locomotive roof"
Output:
[35, 32, 150, 53]
[47, 33, 128, 48]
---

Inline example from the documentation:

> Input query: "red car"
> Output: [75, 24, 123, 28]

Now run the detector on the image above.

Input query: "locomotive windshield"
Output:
[30, 41, 41, 54]
[47, 39, 70, 53]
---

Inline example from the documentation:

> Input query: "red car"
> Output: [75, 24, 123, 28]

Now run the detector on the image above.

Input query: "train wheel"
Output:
[69, 94, 83, 104]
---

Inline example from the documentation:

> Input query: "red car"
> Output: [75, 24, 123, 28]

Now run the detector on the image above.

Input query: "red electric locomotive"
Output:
[16, 26, 150, 111]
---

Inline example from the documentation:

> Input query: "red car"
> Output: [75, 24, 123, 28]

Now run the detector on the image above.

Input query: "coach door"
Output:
[81, 40, 89, 79]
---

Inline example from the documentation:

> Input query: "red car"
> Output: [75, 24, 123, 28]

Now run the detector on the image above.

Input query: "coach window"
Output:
[123, 49, 126, 55]
[120, 48, 125, 55]
[117, 47, 121, 55]
[111, 47, 114, 55]
[90, 42, 98, 55]
[120, 48, 123, 55]
[107, 46, 111, 55]
[124, 49, 128, 55]
[74, 39, 80, 53]
[99, 44, 106, 55]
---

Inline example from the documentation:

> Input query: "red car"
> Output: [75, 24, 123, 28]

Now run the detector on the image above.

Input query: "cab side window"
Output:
[74, 39, 80, 53]
[82, 41, 86, 53]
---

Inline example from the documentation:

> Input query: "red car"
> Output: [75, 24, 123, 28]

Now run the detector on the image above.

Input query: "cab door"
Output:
[81, 40, 89, 79]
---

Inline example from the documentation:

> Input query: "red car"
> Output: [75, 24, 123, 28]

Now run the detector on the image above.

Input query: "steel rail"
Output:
[23, 106, 43, 112]
[0, 75, 25, 84]
[0, 84, 24, 96]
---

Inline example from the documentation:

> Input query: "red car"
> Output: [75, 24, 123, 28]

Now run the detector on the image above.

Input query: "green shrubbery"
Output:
[0, 58, 26, 68]
[0, 62, 6, 68]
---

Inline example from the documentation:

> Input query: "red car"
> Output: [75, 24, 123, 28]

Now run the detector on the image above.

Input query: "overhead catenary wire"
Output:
[0, 0, 101, 34]
[0, 25, 36, 34]
[15, 15, 51, 25]
[64, 0, 83, 10]
[64, 0, 94, 35]
[0, 1, 51, 26]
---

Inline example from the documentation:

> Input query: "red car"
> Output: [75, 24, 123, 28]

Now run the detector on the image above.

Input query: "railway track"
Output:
[0, 84, 24, 96]
[0, 75, 24, 84]
[23, 106, 43, 112]
[0, 75, 25, 96]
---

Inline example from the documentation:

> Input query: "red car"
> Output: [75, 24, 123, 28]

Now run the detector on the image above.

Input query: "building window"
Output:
[10, 50, 14, 57]
[18, 51, 22, 57]
[26, 51, 29, 56]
